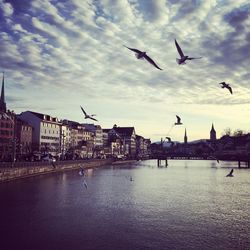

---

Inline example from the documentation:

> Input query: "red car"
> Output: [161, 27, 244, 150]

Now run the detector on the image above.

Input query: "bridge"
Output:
[152, 153, 250, 168]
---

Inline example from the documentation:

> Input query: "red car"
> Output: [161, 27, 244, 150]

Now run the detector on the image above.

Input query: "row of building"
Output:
[0, 75, 151, 161]
[152, 123, 250, 159]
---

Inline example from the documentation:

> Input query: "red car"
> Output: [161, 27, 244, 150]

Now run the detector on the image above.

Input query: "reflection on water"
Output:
[0, 160, 249, 250]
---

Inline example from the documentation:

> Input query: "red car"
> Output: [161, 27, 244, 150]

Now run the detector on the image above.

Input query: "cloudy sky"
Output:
[0, 0, 249, 142]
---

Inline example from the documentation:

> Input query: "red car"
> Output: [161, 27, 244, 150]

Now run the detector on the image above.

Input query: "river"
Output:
[0, 160, 249, 250]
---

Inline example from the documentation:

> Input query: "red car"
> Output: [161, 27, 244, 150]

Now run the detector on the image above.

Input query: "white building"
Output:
[60, 124, 70, 157]
[82, 124, 103, 148]
[18, 111, 61, 156]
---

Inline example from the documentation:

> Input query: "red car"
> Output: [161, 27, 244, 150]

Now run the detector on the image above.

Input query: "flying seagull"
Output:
[165, 136, 174, 147]
[175, 39, 202, 65]
[175, 115, 183, 125]
[80, 106, 98, 121]
[219, 82, 233, 94]
[165, 137, 172, 142]
[124, 45, 163, 70]
[79, 166, 85, 176]
[226, 169, 234, 177]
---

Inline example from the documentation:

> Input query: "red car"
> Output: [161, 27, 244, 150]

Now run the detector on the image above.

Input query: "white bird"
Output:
[124, 45, 163, 70]
[79, 166, 85, 176]
[219, 82, 233, 94]
[175, 115, 183, 125]
[175, 39, 202, 65]
[165, 137, 172, 142]
[226, 169, 234, 177]
[80, 106, 98, 121]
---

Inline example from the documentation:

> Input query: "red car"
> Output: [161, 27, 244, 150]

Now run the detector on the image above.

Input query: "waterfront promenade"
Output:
[0, 159, 140, 183]
[0, 159, 113, 183]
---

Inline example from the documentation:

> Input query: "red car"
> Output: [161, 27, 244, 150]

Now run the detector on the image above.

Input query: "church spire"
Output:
[184, 128, 187, 144]
[210, 123, 216, 141]
[211, 123, 215, 132]
[0, 72, 7, 113]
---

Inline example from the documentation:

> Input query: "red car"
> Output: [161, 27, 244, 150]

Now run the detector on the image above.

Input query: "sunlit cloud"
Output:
[0, 0, 249, 142]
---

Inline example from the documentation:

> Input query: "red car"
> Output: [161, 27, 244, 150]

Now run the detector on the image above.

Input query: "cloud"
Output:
[0, 0, 249, 141]
[136, 0, 170, 25]
[201, 3, 250, 71]
[0, 1, 13, 17]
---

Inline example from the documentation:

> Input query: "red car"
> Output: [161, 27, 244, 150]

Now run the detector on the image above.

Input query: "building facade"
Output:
[15, 118, 33, 158]
[108, 125, 137, 158]
[18, 111, 61, 156]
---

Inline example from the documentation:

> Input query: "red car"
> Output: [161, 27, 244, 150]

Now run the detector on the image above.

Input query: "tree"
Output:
[222, 127, 232, 136]
[233, 129, 245, 137]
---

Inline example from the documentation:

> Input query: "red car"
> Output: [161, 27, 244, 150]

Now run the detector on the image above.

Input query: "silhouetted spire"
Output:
[184, 128, 187, 144]
[210, 123, 216, 141]
[0, 72, 6, 113]
[211, 123, 215, 132]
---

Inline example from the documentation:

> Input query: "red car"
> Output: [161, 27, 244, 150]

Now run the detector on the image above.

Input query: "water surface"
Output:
[0, 160, 249, 250]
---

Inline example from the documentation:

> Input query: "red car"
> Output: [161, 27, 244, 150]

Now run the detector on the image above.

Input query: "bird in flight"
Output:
[165, 137, 172, 142]
[175, 115, 183, 125]
[79, 166, 85, 176]
[80, 106, 98, 121]
[226, 169, 234, 177]
[219, 82, 233, 94]
[124, 45, 163, 70]
[175, 39, 202, 65]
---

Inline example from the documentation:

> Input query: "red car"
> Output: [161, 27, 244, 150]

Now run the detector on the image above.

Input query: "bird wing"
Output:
[219, 82, 225, 86]
[80, 106, 87, 116]
[188, 57, 202, 60]
[175, 39, 184, 57]
[228, 86, 233, 94]
[89, 116, 98, 121]
[144, 54, 163, 70]
[176, 115, 181, 123]
[229, 169, 234, 175]
[123, 45, 142, 54]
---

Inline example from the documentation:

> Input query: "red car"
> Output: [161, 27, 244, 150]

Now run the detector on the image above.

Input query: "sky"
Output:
[0, 0, 250, 142]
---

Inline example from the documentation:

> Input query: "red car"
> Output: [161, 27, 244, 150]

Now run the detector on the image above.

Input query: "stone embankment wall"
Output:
[0, 159, 113, 183]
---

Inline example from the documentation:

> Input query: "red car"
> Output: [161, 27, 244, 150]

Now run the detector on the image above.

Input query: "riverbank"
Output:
[0, 159, 113, 183]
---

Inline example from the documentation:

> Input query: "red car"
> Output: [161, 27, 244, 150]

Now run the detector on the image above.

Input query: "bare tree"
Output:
[221, 127, 232, 136]
[233, 129, 245, 137]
